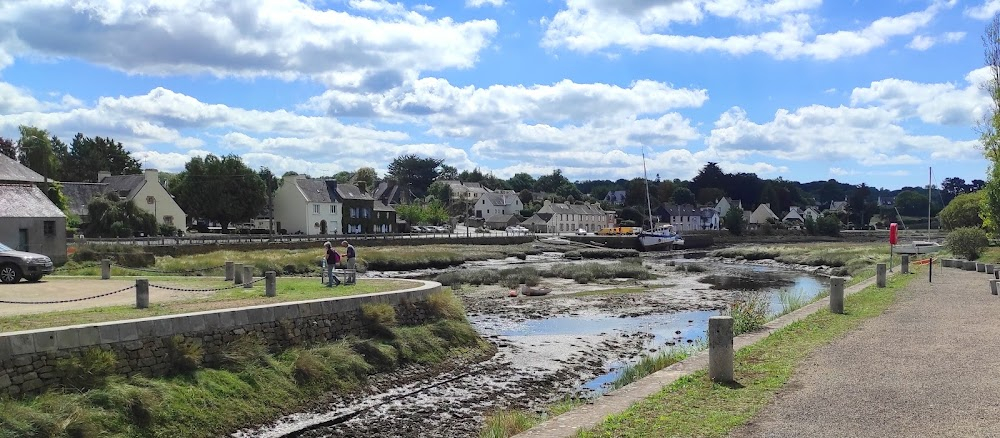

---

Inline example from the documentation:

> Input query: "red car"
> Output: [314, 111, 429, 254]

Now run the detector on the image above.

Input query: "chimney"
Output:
[98, 171, 111, 182]
[144, 168, 159, 183]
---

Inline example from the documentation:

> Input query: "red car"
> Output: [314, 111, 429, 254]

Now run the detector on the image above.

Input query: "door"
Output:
[17, 228, 28, 251]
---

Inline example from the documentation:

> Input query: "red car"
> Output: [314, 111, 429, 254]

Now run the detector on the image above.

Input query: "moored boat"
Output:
[894, 241, 942, 255]
[639, 224, 684, 251]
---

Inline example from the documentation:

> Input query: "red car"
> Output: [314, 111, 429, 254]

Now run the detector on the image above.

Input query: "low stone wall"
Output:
[0, 281, 442, 397]
[138, 235, 534, 257]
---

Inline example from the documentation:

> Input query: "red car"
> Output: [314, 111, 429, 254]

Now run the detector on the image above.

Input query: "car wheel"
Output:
[0, 264, 22, 284]
[25, 274, 42, 283]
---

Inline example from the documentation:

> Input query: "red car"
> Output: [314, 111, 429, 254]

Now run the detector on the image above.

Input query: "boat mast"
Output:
[642, 148, 653, 230]
[928, 167, 932, 232]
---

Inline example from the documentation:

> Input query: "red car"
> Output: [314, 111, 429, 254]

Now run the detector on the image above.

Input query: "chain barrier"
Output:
[148, 277, 267, 293]
[0, 285, 136, 305]
[112, 264, 226, 275]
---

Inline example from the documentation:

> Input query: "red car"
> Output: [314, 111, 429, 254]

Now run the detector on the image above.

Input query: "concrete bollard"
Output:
[989, 264, 996, 275]
[225, 261, 234, 281]
[101, 259, 111, 280]
[876, 263, 887, 288]
[942, 259, 952, 268]
[977, 262, 987, 273]
[991, 279, 1000, 296]
[265, 271, 276, 297]
[830, 276, 846, 314]
[964, 261, 977, 271]
[901, 255, 910, 274]
[708, 316, 734, 383]
[136, 279, 149, 309]
[234, 263, 244, 284]
[243, 266, 253, 289]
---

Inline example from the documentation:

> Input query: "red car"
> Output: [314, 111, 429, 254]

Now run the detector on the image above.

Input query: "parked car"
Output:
[576, 228, 588, 235]
[0, 242, 53, 284]
[506, 226, 529, 234]
[411, 226, 426, 233]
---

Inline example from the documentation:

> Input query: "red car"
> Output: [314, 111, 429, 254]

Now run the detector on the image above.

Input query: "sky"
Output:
[0, 0, 996, 190]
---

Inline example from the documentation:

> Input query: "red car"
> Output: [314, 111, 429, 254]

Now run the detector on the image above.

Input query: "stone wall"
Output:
[0, 281, 442, 397]
[139, 235, 535, 257]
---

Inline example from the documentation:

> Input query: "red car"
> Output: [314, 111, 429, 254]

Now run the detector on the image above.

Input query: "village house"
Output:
[715, 197, 743, 218]
[699, 207, 720, 230]
[373, 201, 398, 233]
[534, 200, 606, 233]
[0, 155, 67, 263]
[603, 190, 626, 206]
[62, 169, 187, 228]
[273, 175, 343, 235]
[336, 182, 376, 234]
[475, 191, 523, 218]
[749, 203, 779, 228]
[653, 203, 701, 231]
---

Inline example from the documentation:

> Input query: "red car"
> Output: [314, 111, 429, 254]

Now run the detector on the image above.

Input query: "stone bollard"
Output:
[901, 255, 910, 274]
[243, 266, 253, 289]
[830, 276, 846, 314]
[225, 261, 234, 281]
[977, 262, 987, 273]
[234, 263, 244, 284]
[265, 271, 276, 297]
[964, 261, 977, 271]
[942, 259, 951, 268]
[989, 264, 996, 275]
[101, 259, 111, 280]
[136, 279, 149, 309]
[708, 316, 734, 383]
[876, 263, 887, 288]
[991, 279, 1000, 296]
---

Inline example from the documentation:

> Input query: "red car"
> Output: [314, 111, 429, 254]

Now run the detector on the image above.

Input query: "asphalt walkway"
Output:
[731, 265, 1000, 437]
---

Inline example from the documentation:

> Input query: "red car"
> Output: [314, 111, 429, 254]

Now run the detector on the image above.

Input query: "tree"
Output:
[619, 207, 645, 226]
[0, 136, 14, 160]
[427, 181, 453, 205]
[17, 125, 58, 181]
[169, 154, 267, 232]
[656, 180, 675, 204]
[438, 164, 458, 181]
[625, 178, 648, 208]
[942, 177, 968, 204]
[671, 187, 695, 205]
[331, 171, 353, 183]
[258, 167, 279, 234]
[816, 215, 841, 236]
[480, 173, 509, 191]
[946, 227, 989, 260]
[534, 169, 570, 193]
[979, 14, 1000, 234]
[696, 188, 726, 205]
[508, 172, 536, 192]
[723, 207, 744, 236]
[817, 179, 846, 205]
[84, 193, 157, 237]
[895, 190, 929, 216]
[848, 183, 872, 226]
[691, 162, 727, 193]
[940, 191, 985, 230]
[355, 167, 377, 190]
[62, 133, 141, 182]
[387, 154, 443, 201]
[518, 189, 533, 205]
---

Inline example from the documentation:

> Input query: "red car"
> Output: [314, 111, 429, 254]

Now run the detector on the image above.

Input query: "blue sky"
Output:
[0, 0, 995, 190]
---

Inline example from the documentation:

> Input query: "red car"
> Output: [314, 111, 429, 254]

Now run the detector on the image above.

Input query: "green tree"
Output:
[17, 125, 58, 181]
[508, 172, 536, 192]
[817, 179, 846, 205]
[847, 183, 872, 226]
[518, 189, 533, 205]
[355, 167, 377, 190]
[656, 180, 675, 204]
[258, 167, 279, 234]
[62, 133, 141, 182]
[691, 162, 727, 193]
[169, 154, 267, 232]
[534, 169, 570, 193]
[387, 154, 443, 201]
[427, 181, 453, 205]
[895, 190, 929, 216]
[940, 191, 985, 229]
[979, 15, 1000, 234]
[438, 164, 458, 181]
[0, 136, 14, 160]
[816, 215, 842, 237]
[84, 193, 157, 237]
[671, 187, 695, 205]
[946, 227, 989, 260]
[723, 206, 744, 236]
[331, 171, 353, 183]
[624, 178, 648, 208]
[696, 188, 726, 205]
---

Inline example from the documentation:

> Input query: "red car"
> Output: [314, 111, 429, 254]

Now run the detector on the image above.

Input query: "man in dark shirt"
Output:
[341, 240, 356, 285]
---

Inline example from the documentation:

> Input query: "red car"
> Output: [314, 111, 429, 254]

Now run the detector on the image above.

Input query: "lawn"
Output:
[0, 277, 419, 332]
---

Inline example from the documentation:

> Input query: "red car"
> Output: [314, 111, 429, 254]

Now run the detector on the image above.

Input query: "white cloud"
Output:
[906, 31, 965, 51]
[966, 0, 1000, 19]
[0, 0, 498, 86]
[466, 0, 505, 7]
[542, 0, 951, 60]
[849, 67, 991, 125]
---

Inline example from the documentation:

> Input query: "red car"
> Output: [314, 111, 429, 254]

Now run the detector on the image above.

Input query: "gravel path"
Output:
[732, 266, 1000, 438]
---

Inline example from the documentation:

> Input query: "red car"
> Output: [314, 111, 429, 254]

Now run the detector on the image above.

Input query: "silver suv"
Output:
[0, 242, 53, 283]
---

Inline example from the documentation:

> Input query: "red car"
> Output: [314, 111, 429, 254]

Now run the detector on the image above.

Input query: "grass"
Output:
[574, 267, 916, 438]
[437, 261, 652, 287]
[606, 345, 701, 392]
[0, 293, 493, 438]
[711, 242, 909, 282]
[775, 288, 810, 317]
[0, 277, 418, 332]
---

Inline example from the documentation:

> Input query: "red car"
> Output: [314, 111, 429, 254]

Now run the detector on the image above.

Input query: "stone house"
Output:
[475, 191, 523, 218]
[0, 155, 67, 263]
[273, 175, 343, 235]
[536, 200, 606, 233]
[521, 213, 554, 233]
[485, 214, 520, 230]
[373, 201, 398, 233]
[336, 183, 376, 234]
[62, 169, 187, 228]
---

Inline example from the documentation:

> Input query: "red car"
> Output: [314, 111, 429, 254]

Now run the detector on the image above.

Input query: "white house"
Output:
[536, 200, 607, 233]
[782, 208, 804, 227]
[699, 207, 720, 230]
[475, 191, 523, 218]
[715, 197, 743, 218]
[749, 203, 779, 227]
[62, 169, 187, 228]
[655, 203, 702, 231]
[273, 175, 343, 235]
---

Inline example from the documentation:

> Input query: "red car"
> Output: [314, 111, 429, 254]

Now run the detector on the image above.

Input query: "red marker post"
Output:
[889, 223, 898, 272]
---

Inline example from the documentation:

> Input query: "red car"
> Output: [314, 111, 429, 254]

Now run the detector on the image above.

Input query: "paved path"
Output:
[0, 277, 223, 317]
[731, 266, 1000, 438]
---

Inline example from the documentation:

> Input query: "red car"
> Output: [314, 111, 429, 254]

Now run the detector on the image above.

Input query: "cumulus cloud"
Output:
[542, 0, 951, 60]
[906, 31, 965, 51]
[466, 0, 505, 7]
[849, 67, 992, 125]
[0, 0, 498, 86]
[966, 0, 1000, 19]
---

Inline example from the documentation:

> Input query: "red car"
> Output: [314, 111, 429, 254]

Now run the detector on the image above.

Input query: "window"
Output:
[330, 205, 336, 214]
[350, 208, 359, 218]
[313, 204, 320, 214]
[164, 216, 174, 226]
[44, 221, 55, 236]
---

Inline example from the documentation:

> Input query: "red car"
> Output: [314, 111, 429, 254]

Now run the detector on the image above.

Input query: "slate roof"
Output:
[0, 154, 45, 183]
[335, 183, 373, 201]
[485, 214, 518, 226]
[0, 184, 65, 218]
[483, 192, 519, 206]
[61, 182, 109, 217]
[604, 190, 626, 203]
[375, 181, 400, 204]
[295, 179, 338, 203]
[542, 201, 604, 215]
[521, 213, 553, 225]
[100, 174, 146, 200]
[374, 201, 395, 212]
[656, 203, 700, 217]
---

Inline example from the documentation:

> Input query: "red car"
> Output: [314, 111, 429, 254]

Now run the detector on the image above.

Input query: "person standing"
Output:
[342, 240, 356, 285]
[324, 241, 341, 287]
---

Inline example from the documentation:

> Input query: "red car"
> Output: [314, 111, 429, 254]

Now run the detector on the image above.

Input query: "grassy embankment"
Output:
[0, 278, 417, 333]
[0, 291, 493, 438]
[710, 242, 910, 286]
[574, 266, 915, 437]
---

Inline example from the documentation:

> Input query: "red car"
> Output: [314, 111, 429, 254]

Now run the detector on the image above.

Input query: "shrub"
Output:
[803, 217, 817, 235]
[55, 348, 118, 390]
[946, 227, 989, 260]
[724, 207, 745, 236]
[425, 291, 468, 322]
[940, 191, 984, 230]
[361, 303, 398, 338]
[166, 335, 203, 375]
[815, 215, 841, 237]
[71, 243, 155, 267]
[760, 221, 774, 236]
[724, 291, 770, 336]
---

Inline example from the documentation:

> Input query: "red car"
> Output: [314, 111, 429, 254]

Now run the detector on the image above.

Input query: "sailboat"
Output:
[637, 149, 684, 251]
[894, 167, 942, 255]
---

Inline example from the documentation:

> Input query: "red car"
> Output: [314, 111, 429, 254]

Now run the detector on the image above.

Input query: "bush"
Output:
[940, 191, 984, 230]
[815, 215, 841, 237]
[71, 243, 155, 267]
[361, 303, 398, 338]
[803, 217, 817, 235]
[724, 207, 745, 236]
[946, 227, 989, 260]
[56, 348, 118, 390]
